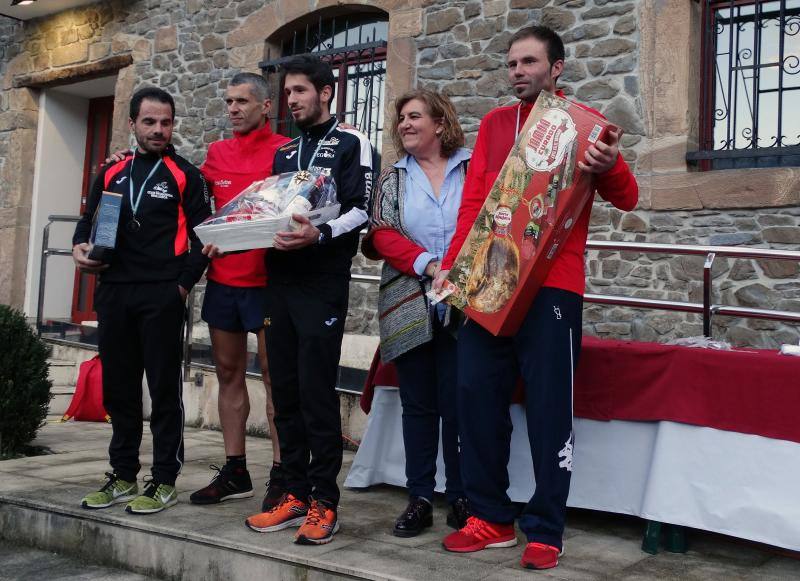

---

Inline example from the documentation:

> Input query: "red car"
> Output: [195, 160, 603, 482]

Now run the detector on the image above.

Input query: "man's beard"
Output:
[514, 83, 543, 104]
[135, 133, 169, 154]
[293, 99, 323, 128]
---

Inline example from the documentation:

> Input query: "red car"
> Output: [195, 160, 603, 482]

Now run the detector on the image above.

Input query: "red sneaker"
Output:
[442, 516, 517, 553]
[520, 542, 563, 569]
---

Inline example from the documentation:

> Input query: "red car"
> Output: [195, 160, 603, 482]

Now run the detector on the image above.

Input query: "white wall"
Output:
[24, 90, 89, 319]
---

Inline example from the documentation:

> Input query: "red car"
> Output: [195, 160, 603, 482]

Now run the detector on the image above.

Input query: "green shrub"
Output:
[0, 304, 52, 457]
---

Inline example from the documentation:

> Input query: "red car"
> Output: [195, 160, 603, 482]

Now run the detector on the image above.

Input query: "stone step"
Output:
[3, 424, 793, 581]
[48, 387, 75, 416]
[0, 540, 157, 580]
[2, 498, 374, 580]
[0, 425, 518, 581]
[47, 359, 76, 386]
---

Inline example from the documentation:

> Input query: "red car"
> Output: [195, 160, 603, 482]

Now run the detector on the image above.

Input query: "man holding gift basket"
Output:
[433, 26, 638, 569]
[243, 55, 373, 545]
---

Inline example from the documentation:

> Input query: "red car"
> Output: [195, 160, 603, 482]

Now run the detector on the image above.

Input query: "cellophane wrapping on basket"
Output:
[194, 170, 340, 252]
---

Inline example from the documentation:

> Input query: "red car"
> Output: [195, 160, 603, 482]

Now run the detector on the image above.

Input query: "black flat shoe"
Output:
[446, 497, 470, 530]
[393, 497, 433, 537]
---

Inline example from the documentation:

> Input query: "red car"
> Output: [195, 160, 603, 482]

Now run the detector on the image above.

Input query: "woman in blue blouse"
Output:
[362, 89, 470, 537]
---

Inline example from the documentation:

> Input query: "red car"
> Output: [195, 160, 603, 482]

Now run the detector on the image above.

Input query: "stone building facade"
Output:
[1, 0, 798, 350]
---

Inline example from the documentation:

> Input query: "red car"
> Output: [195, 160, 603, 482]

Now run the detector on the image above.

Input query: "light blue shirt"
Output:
[395, 147, 472, 276]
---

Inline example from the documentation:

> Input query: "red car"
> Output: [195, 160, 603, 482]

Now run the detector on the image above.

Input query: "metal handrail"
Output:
[585, 240, 800, 261]
[584, 240, 800, 335]
[39, 213, 800, 365]
[37, 214, 81, 335]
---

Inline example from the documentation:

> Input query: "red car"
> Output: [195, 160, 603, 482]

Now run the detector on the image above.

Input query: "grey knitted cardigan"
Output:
[362, 164, 465, 362]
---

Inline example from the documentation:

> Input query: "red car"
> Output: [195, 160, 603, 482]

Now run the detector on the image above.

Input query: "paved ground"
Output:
[0, 419, 798, 580]
[0, 541, 155, 580]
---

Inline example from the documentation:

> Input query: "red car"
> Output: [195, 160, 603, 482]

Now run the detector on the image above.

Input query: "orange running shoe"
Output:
[245, 493, 308, 533]
[295, 499, 339, 545]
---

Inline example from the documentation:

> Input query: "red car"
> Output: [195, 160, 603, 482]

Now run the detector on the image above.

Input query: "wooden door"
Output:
[71, 95, 115, 323]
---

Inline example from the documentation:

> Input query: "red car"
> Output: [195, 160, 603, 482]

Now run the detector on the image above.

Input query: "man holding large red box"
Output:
[435, 25, 638, 570]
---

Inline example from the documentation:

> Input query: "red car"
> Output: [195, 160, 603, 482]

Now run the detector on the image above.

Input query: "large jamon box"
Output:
[444, 91, 615, 336]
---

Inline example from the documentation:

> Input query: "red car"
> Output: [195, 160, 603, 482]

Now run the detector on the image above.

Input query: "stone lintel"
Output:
[650, 167, 800, 211]
[12, 55, 133, 89]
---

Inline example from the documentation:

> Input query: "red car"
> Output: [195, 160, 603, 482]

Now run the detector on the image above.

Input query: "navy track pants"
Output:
[457, 287, 582, 549]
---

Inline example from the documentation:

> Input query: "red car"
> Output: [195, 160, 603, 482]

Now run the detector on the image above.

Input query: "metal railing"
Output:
[36, 215, 80, 335]
[584, 240, 800, 336]
[38, 216, 800, 370]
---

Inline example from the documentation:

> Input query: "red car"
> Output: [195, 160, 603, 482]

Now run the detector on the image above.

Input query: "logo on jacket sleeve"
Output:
[201, 175, 210, 203]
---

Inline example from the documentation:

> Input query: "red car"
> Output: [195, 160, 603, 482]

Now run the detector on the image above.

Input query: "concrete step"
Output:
[0, 424, 528, 581]
[48, 386, 75, 416]
[4, 423, 796, 581]
[47, 359, 76, 386]
[1, 540, 158, 580]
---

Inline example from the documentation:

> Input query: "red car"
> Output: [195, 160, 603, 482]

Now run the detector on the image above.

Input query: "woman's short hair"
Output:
[391, 89, 465, 158]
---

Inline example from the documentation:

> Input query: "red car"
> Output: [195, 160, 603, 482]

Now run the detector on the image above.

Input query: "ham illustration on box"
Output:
[443, 91, 616, 336]
[194, 170, 340, 252]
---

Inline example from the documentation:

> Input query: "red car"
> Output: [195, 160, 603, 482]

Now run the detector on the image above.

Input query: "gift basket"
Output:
[194, 170, 340, 252]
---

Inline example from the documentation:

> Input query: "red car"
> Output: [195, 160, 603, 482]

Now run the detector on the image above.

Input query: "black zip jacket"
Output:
[268, 116, 373, 280]
[73, 145, 211, 290]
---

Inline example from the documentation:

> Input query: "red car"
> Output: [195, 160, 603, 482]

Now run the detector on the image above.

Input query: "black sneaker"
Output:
[189, 464, 254, 505]
[446, 497, 470, 530]
[261, 463, 287, 512]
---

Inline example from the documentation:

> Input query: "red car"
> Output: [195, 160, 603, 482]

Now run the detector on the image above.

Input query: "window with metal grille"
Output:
[689, 0, 800, 170]
[260, 11, 387, 169]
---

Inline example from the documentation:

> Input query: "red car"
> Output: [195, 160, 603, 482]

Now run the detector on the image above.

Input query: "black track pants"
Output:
[264, 275, 349, 507]
[95, 281, 186, 485]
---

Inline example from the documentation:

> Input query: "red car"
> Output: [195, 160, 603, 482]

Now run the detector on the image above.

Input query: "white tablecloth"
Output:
[345, 387, 800, 552]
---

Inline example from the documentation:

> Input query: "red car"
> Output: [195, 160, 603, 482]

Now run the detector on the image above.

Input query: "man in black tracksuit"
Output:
[72, 87, 210, 514]
[244, 55, 372, 545]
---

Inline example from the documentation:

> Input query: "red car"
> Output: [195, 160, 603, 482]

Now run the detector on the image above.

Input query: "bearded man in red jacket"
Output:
[434, 26, 638, 570]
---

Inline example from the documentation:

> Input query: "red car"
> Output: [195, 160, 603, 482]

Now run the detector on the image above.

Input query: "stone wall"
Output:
[0, 0, 421, 338]
[402, 0, 799, 348]
[1, 0, 798, 348]
[585, 204, 800, 347]
[415, 0, 643, 161]
[0, 18, 34, 309]
[2, 0, 269, 164]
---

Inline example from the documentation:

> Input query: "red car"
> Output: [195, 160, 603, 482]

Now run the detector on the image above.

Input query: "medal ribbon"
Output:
[297, 120, 339, 172]
[129, 153, 163, 221]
